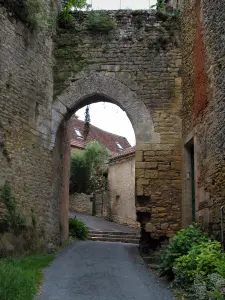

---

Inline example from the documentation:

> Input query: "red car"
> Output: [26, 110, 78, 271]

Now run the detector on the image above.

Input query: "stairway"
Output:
[88, 230, 140, 244]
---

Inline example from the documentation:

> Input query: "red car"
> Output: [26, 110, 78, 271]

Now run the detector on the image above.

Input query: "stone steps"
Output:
[88, 230, 140, 244]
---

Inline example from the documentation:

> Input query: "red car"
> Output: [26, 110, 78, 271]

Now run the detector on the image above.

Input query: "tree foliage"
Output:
[70, 141, 109, 194]
[61, 0, 88, 12]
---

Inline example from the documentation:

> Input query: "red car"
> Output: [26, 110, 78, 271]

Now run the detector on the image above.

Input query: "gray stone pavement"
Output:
[70, 212, 138, 233]
[37, 241, 174, 300]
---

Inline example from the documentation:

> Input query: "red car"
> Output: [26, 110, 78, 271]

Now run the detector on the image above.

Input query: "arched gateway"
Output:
[52, 74, 160, 241]
[0, 8, 182, 248]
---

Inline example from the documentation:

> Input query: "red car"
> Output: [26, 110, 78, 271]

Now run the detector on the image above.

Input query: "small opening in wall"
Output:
[185, 139, 196, 223]
[136, 196, 151, 206]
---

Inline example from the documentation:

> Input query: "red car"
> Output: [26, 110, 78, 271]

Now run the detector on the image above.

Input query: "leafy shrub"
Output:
[192, 273, 225, 300]
[173, 241, 225, 286]
[70, 141, 109, 194]
[88, 12, 117, 34]
[160, 224, 208, 278]
[69, 218, 88, 240]
[216, 259, 225, 278]
[70, 153, 90, 194]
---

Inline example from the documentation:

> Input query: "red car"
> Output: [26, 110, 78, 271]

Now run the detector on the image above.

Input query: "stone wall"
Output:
[181, 0, 225, 239]
[54, 10, 182, 242]
[0, 3, 61, 244]
[0, 5, 183, 247]
[69, 193, 92, 215]
[107, 155, 137, 228]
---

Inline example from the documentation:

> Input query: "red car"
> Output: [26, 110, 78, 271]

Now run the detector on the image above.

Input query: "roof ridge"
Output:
[70, 118, 131, 144]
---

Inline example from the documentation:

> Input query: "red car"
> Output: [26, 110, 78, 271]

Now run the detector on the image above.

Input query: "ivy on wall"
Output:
[0, 183, 26, 233]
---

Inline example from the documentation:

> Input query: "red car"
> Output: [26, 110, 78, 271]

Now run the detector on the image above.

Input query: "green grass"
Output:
[0, 254, 55, 300]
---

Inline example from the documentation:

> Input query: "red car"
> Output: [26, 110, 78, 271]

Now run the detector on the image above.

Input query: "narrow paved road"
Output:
[70, 212, 138, 233]
[37, 241, 173, 300]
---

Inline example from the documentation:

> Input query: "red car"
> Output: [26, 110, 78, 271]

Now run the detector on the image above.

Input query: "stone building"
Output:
[0, 0, 224, 249]
[180, 0, 225, 240]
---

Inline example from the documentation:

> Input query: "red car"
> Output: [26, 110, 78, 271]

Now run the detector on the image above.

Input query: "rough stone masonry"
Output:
[1, 0, 223, 249]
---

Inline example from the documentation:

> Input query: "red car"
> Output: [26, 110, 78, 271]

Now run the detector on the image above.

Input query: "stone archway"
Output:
[52, 73, 159, 147]
[52, 74, 158, 242]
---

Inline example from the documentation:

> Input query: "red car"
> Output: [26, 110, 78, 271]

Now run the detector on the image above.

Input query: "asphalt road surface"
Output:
[69, 212, 138, 233]
[37, 241, 174, 300]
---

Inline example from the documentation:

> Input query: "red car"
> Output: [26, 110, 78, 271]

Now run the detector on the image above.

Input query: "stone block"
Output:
[144, 151, 155, 156]
[152, 207, 166, 213]
[137, 178, 149, 185]
[171, 162, 182, 170]
[136, 184, 143, 196]
[145, 170, 158, 178]
[170, 223, 180, 231]
[159, 171, 180, 179]
[151, 144, 173, 151]
[145, 162, 158, 169]
[135, 169, 145, 178]
[158, 163, 170, 171]
[135, 151, 143, 162]
[136, 143, 152, 151]
[145, 222, 156, 233]
[161, 223, 169, 230]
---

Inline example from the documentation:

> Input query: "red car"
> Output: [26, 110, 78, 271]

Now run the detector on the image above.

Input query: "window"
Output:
[74, 128, 83, 138]
[116, 142, 123, 150]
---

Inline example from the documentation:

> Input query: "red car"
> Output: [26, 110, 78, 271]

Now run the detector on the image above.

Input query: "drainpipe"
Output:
[221, 206, 224, 251]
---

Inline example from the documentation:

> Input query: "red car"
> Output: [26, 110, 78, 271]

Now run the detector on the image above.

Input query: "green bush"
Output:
[70, 153, 90, 194]
[58, 11, 74, 29]
[173, 241, 225, 286]
[159, 224, 208, 278]
[192, 273, 225, 300]
[69, 218, 88, 240]
[88, 12, 117, 34]
[70, 141, 109, 194]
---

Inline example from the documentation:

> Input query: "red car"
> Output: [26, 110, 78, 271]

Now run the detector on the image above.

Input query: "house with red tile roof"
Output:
[69, 118, 137, 228]
[70, 118, 134, 155]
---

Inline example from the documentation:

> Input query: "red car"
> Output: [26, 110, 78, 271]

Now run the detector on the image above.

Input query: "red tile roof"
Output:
[70, 119, 131, 154]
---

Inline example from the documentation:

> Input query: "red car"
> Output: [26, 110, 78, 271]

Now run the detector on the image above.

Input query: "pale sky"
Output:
[76, 103, 136, 146]
[86, 0, 157, 10]
[75, 0, 157, 146]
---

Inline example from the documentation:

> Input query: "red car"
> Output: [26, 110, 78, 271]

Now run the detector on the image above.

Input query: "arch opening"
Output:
[52, 74, 156, 242]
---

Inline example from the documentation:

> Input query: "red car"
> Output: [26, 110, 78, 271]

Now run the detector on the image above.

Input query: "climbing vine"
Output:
[0, 183, 26, 233]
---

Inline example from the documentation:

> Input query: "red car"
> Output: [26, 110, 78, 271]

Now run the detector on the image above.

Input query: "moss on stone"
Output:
[3, 0, 56, 33]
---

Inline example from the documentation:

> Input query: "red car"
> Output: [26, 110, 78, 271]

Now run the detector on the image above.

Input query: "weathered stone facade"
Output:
[180, 0, 225, 240]
[0, 3, 61, 244]
[1, 0, 224, 249]
[53, 11, 182, 243]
